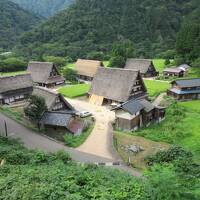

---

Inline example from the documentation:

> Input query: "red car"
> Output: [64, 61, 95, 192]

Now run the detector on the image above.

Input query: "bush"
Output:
[146, 146, 192, 166]
[191, 57, 200, 68]
[0, 57, 27, 72]
[86, 51, 104, 60]
[43, 56, 67, 68]
[62, 68, 78, 83]
[108, 56, 126, 68]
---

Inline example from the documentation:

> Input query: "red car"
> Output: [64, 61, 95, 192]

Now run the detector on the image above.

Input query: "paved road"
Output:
[0, 112, 115, 163]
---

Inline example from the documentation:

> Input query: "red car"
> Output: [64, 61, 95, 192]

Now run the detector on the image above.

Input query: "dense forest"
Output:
[16, 0, 200, 60]
[11, 0, 74, 17]
[0, 0, 41, 50]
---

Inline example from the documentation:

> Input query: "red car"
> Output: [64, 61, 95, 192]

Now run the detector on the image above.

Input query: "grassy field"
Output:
[114, 131, 169, 169]
[179, 100, 200, 113]
[153, 59, 166, 73]
[0, 71, 27, 76]
[122, 103, 200, 163]
[0, 106, 38, 131]
[58, 84, 91, 98]
[144, 80, 170, 97]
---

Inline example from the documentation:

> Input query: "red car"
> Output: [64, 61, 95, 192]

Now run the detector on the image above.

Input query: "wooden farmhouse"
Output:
[0, 74, 33, 105]
[163, 67, 185, 78]
[124, 59, 158, 77]
[89, 68, 147, 106]
[32, 86, 75, 112]
[113, 99, 165, 131]
[33, 87, 85, 136]
[167, 78, 200, 101]
[27, 61, 65, 88]
[75, 59, 104, 81]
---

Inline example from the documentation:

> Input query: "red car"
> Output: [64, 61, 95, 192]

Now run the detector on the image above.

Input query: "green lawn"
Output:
[58, 84, 90, 98]
[125, 104, 200, 163]
[144, 80, 170, 97]
[66, 63, 75, 69]
[153, 59, 166, 73]
[0, 71, 27, 76]
[179, 100, 200, 113]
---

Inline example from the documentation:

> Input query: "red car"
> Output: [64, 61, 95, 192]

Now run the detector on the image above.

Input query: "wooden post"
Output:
[4, 120, 8, 137]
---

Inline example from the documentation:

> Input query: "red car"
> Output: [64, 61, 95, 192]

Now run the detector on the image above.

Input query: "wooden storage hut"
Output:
[163, 67, 184, 78]
[0, 74, 33, 105]
[167, 78, 200, 101]
[75, 59, 104, 81]
[27, 61, 65, 88]
[114, 99, 165, 131]
[124, 59, 158, 77]
[89, 68, 148, 106]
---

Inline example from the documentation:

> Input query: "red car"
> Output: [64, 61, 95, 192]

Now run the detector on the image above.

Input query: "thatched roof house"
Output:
[27, 61, 65, 88]
[89, 68, 147, 105]
[0, 74, 33, 104]
[33, 86, 74, 112]
[167, 78, 200, 101]
[75, 59, 104, 81]
[124, 59, 158, 77]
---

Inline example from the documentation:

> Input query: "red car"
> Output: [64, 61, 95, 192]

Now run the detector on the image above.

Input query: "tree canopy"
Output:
[16, 0, 200, 60]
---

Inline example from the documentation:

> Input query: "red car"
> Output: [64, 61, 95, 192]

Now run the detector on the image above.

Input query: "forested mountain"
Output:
[11, 0, 74, 17]
[0, 0, 41, 50]
[17, 0, 200, 59]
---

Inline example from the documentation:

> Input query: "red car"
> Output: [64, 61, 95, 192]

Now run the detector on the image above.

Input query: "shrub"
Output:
[62, 68, 78, 83]
[146, 146, 192, 166]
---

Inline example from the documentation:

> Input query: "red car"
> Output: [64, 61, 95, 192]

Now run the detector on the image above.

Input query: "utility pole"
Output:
[4, 120, 8, 137]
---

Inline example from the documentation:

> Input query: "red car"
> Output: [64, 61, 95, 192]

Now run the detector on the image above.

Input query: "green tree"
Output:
[164, 59, 170, 66]
[63, 68, 77, 83]
[24, 95, 47, 123]
[109, 40, 135, 68]
[43, 56, 67, 68]
[176, 23, 200, 63]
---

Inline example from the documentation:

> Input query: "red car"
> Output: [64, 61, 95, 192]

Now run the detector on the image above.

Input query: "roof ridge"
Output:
[34, 86, 58, 95]
[0, 73, 30, 79]
[29, 61, 53, 65]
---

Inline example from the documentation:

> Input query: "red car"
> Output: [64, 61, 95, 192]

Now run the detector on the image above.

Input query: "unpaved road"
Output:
[66, 98, 121, 161]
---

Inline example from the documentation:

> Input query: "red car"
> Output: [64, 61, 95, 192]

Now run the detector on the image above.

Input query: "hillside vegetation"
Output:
[11, 0, 74, 17]
[0, 0, 41, 50]
[17, 0, 200, 59]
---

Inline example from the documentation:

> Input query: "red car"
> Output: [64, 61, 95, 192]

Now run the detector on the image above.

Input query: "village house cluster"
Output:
[0, 58, 199, 135]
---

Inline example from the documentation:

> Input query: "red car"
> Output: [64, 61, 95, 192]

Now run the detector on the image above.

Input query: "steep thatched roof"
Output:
[27, 61, 64, 84]
[33, 86, 74, 111]
[125, 59, 153, 74]
[75, 59, 103, 78]
[0, 74, 33, 94]
[89, 68, 142, 102]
